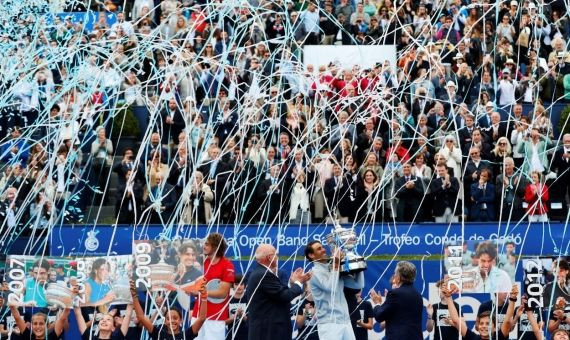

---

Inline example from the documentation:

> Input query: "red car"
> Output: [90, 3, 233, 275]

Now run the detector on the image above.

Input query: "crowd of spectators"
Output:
[0, 0, 569, 230]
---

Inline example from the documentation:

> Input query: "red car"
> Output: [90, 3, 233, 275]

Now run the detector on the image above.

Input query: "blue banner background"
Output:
[49, 223, 570, 257]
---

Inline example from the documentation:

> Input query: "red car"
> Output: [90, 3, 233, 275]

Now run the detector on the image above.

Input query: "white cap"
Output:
[445, 81, 456, 88]
[528, 2, 536, 9]
[453, 52, 464, 60]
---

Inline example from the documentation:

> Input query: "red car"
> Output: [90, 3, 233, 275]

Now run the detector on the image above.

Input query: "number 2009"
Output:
[135, 242, 152, 289]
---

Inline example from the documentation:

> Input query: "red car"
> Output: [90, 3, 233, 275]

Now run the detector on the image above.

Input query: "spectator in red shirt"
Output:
[524, 171, 550, 222]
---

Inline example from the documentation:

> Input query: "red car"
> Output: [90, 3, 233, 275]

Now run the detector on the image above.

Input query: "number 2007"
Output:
[7, 258, 26, 305]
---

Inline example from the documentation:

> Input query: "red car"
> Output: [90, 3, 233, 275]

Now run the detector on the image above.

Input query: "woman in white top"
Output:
[289, 170, 311, 224]
[439, 135, 462, 179]
[412, 153, 432, 193]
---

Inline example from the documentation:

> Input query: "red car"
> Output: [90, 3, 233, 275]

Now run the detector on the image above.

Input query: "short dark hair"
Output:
[207, 233, 227, 258]
[304, 240, 321, 261]
[475, 241, 497, 260]
[234, 274, 244, 285]
[33, 259, 51, 271]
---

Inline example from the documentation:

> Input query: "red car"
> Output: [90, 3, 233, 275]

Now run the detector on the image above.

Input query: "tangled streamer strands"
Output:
[0, 0, 569, 336]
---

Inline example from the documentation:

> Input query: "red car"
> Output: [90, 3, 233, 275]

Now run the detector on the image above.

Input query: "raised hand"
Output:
[369, 288, 383, 305]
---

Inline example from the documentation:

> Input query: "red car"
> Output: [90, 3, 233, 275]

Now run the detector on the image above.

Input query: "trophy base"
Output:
[339, 256, 367, 276]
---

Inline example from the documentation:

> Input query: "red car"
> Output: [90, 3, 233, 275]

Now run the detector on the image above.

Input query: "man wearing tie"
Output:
[553, 134, 570, 208]
[257, 165, 286, 224]
[247, 244, 311, 340]
[277, 132, 292, 161]
[477, 101, 494, 128]
[395, 163, 424, 222]
[198, 146, 229, 207]
[324, 163, 350, 223]
[458, 114, 475, 156]
[469, 169, 495, 221]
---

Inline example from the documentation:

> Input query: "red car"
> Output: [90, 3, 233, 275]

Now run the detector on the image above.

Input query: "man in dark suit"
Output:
[198, 146, 230, 208]
[483, 112, 508, 145]
[427, 102, 448, 130]
[115, 169, 144, 224]
[464, 146, 493, 210]
[430, 164, 460, 223]
[161, 98, 185, 145]
[552, 134, 570, 208]
[370, 261, 423, 340]
[324, 163, 351, 222]
[144, 173, 177, 224]
[257, 165, 288, 224]
[457, 114, 476, 156]
[461, 129, 492, 160]
[168, 143, 192, 198]
[395, 162, 424, 222]
[246, 244, 311, 340]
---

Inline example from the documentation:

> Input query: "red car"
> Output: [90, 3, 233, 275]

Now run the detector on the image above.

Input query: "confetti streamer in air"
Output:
[1, 0, 570, 338]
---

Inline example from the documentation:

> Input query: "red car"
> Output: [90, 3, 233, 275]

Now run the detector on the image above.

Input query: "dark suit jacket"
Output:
[469, 182, 495, 221]
[246, 265, 303, 340]
[373, 283, 423, 340]
[160, 107, 185, 143]
[553, 148, 570, 182]
[429, 177, 460, 216]
[427, 114, 449, 130]
[257, 178, 287, 223]
[323, 176, 350, 212]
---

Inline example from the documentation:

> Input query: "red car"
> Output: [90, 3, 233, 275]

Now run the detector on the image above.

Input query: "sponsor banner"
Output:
[50, 223, 570, 257]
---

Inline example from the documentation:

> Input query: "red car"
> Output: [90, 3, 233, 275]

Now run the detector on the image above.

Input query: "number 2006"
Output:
[7, 258, 26, 305]
[135, 242, 152, 289]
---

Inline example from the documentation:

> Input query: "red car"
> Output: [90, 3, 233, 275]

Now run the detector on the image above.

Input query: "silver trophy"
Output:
[324, 224, 367, 275]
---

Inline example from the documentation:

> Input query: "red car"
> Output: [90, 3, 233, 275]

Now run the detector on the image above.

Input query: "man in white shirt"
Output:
[110, 12, 135, 37]
[498, 71, 517, 106]
[300, 2, 321, 44]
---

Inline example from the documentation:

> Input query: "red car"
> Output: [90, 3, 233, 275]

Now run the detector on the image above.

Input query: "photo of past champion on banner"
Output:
[74, 255, 133, 307]
[4, 255, 77, 309]
[443, 240, 513, 293]
[133, 238, 204, 309]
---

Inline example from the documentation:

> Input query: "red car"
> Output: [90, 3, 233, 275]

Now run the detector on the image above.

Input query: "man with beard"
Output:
[305, 240, 364, 340]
